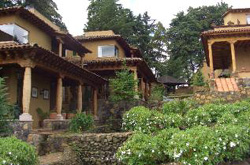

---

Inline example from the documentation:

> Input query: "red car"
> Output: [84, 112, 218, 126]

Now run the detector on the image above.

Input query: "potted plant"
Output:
[36, 108, 49, 127]
[49, 109, 57, 119]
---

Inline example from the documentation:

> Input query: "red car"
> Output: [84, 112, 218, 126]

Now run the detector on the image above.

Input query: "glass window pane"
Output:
[98, 46, 115, 57]
[247, 15, 250, 24]
[0, 24, 28, 44]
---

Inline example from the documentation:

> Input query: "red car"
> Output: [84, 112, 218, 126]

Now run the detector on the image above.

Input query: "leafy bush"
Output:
[162, 99, 198, 116]
[117, 128, 179, 165]
[185, 107, 212, 127]
[214, 124, 250, 162]
[163, 113, 184, 128]
[192, 70, 206, 86]
[109, 68, 138, 102]
[69, 113, 94, 133]
[0, 77, 14, 136]
[148, 84, 164, 102]
[0, 137, 38, 165]
[122, 106, 165, 134]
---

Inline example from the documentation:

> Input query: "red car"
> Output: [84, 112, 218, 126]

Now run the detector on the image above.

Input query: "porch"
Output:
[0, 43, 106, 129]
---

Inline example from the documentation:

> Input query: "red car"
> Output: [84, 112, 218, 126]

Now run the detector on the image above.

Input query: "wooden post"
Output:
[144, 81, 148, 101]
[230, 40, 237, 73]
[77, 84, 83, 113]
[208, 41, 214, 78]
[80, 56, 84, 68]
[93, 88, 98, 119]
[56, 76, 63, 120]
[149, 83, 152, 97]
[19, 67, 33, 121]
[141, 78, 145, 100]
[59, 42, 63, 57]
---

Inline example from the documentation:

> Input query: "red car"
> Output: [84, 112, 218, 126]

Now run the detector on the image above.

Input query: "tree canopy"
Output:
[0, 0, 67, 30]
[165, 3, 229, 82]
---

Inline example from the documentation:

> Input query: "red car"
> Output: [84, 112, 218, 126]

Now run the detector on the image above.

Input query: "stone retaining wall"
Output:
[28, 132, 132, 165]
[9, 120, 33, 141]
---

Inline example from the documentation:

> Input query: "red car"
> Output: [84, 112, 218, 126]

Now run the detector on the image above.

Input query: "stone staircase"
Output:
[215, 78, 239, 92]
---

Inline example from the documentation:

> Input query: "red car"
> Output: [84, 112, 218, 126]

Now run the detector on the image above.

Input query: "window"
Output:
[98, 45, 119, 57]
[0, 24, 28, 43]
[247, 15, 250, 24]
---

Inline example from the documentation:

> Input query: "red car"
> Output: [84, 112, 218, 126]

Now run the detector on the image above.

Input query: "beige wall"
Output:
[29, 71, 51, 128]
[224, 12, 250, 25]
[82, 40, 126, 60]
[235, 46, 250, 78]
[2, 66, 51, 128]
[0, 15, 52, 50]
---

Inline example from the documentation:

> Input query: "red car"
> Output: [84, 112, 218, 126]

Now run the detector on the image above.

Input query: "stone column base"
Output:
[56, 114, 64, 120]
[19, 113, 33, 121]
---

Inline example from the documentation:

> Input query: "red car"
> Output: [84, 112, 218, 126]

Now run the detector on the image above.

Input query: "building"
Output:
[201, 8, 250, 92]
[66, 30, 155, 100]
[0, 6, 106, 128]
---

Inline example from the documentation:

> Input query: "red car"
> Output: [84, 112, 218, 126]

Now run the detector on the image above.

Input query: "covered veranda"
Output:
[0, 43, 106, 128]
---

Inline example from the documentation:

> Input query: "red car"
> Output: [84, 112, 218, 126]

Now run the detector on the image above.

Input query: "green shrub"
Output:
[185, 108, 212, 127]
[167, 126, 223, 165]
[0, 137, 38, 165]
[110, 68, 138, 102]
[163, 113, 184, 128]
[69, 113, 94, 133]
[217, 112, 237, 125]
[192, 70, 206, 86]
[116, 128, 179, 165]
[148, 84, 164, 102]
[162, 99, 197, 116]
[0, 77, 14, 136]
[122, 106, 165, 134]
[214, 124, 250, 162]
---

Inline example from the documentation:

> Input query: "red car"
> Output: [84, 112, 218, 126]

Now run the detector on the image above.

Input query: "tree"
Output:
[109, 68, 138, 102]
[166, 3, 229, 82]
[0, 0, 67, 30]
[192, 70, 206, 86]
[148, 22, 168, 77]
[0, 77, 14, 136]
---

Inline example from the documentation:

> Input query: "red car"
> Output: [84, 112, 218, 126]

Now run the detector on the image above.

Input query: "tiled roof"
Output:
[202, 27, 250, 36]
[65, 57, 156, 82]
[75, 34, 121, 41]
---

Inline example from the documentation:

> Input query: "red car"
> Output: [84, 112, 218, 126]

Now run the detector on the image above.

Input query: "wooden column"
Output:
[19, 67, 33, 121]
[148, 83, 152, 97]
[131, 68, 139, 98]
[230, 40, 237, 73]
[56, 76, 63, 120]
[208, 41, 214, 78]
[144, 81, 149, 101]
[141, 78, 145, 100]
[93, 88, 98, 119]
[80, 56, 84, 68]
[77, 84, 83, 113]
[59, 42, 63, 57]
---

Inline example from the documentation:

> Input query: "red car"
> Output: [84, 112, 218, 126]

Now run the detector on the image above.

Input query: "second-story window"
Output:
[247, 15, 250, 24]
[0, 24, 29, 44]
[98, 45, 119, 57]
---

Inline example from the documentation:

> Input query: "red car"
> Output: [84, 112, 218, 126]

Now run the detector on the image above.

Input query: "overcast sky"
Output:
[53, 0, 250, 36]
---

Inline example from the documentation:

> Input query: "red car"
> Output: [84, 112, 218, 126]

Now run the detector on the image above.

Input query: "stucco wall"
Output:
[224, 12, 250, 25]
[0, 15, 52, 50]
[30, 71, 51, 128]
[82, 40, 126, 60]
[236, 46, 250, 71]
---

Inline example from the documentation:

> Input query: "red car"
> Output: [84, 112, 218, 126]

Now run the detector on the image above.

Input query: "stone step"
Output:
[215, 78, 239, 92]
[39, 152, 64, 165]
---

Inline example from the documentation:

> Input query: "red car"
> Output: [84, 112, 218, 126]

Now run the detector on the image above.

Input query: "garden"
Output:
[116, 99, 250, 165]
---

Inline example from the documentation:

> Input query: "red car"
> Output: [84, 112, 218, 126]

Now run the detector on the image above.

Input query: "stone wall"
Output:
[9, 120, 33, 141]
[28, 132, 132, 165]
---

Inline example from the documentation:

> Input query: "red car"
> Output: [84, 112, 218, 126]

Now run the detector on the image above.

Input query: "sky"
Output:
[53, 0, 250, 36]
